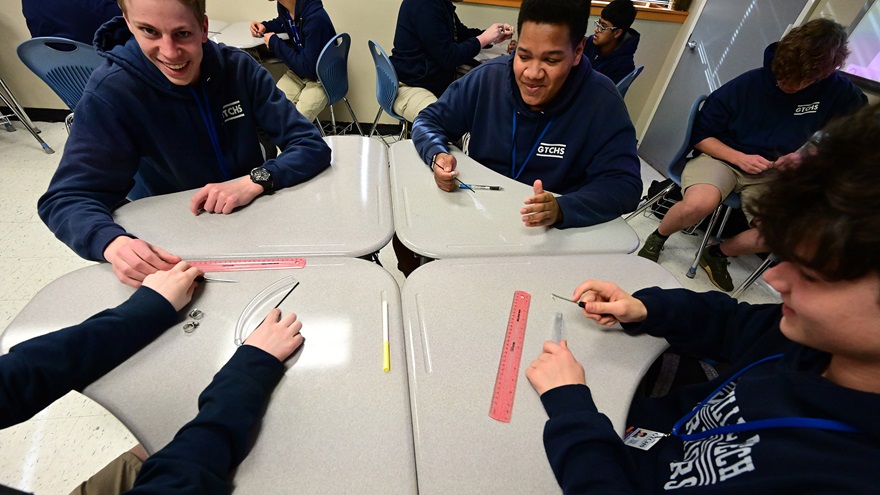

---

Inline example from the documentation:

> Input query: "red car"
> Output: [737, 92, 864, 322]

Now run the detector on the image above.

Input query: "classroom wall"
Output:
[0, 0, 684, 136]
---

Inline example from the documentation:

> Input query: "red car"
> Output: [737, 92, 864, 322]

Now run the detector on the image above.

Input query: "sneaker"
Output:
[699, 248, 734, 292]
[637, 232, 667, 263]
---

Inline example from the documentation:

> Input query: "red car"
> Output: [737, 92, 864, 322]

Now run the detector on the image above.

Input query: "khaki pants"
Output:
[680, 154, 776, 225]
[69, 452, 142, 495]
[277, 70, 328, 123]
[392, 84, 438, 123]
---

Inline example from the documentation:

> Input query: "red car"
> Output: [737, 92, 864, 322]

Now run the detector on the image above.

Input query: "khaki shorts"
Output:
[392, 84, 438, 123]
[277, 70, 328, 123]
[680, 154, 777, 224]
[69, 451, 142, 495]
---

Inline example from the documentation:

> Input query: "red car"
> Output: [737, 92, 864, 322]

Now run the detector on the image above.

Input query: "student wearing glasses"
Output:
[527, 103, 880, 494]
[637, 19, 866, 292]
[250, 0, 336, 123]
[390, 0, 514, 123]
[583, 0, 639, 85]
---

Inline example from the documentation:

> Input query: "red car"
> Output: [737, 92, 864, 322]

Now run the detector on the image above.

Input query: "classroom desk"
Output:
[473, 42, 510, 63]
[1, 258, 417, 494]
[401, 254, 679, 494]
[209, 20, 288, 49]
[113, 135, 393, 259]
[390, 140, 640, 259]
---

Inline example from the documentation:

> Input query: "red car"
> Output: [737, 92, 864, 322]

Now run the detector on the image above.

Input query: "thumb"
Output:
[533, 179, 544, 195]
[560, 339, 568, 349]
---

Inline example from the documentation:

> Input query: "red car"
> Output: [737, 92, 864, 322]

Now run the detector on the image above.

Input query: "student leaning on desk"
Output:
[412, 0, 641, 230]
[37, 0, 331, 288]
[0, 262, 306, 494]
[526, 104, 880, 494]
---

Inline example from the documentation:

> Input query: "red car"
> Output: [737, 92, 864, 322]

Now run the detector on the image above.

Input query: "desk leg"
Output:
[0, 78, 55, 154]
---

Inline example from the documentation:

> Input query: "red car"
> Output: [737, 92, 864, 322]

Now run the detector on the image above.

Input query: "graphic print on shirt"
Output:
[222, 100, 245, 123]
[794, 101, 820, 116]
[536, 142, 566, 159]
[664, 382, 760, 490]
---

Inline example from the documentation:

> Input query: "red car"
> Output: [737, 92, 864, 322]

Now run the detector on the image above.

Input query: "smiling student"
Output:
[527, 103, 880, 493]
[412, 0, 640, 230]
[38, 0, 331, 288]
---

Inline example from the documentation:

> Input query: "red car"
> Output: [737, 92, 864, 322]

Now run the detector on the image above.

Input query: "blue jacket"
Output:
[390, 0, 484, 97]
[584, 28, 640, 85]
[38, 17, 331, 262]
[0, 287, 285, 493]
[262, 0, 335, 81]
[691, 43, 867, 162]
[412, 56, 642, 228]
[22, 0, 121, 44]
[540, 287, 880, 493]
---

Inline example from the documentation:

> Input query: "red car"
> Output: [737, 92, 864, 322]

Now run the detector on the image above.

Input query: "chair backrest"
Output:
[316, 32, 352, 106]
[17, 37, 103, 111]
[616, 65, 644, 97]
[668, 94, 709, 184]
[367, 39, 404, 122]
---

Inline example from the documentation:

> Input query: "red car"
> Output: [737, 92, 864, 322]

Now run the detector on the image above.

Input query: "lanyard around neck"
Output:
[671, 353, 860, 442]
[510, 110, 553, 181]
[285, 11, 303, 48]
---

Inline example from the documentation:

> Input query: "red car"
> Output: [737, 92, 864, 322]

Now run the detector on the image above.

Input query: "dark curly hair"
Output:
[748, 103, 880, 281]
[602, 0, 637, 31]
[518, 0, 590, 48]
[772, 18, 849, 88]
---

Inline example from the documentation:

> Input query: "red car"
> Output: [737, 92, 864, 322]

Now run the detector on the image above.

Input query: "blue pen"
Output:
[459, 184, 503, 191]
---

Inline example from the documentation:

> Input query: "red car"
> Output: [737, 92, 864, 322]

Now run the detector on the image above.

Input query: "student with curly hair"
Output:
[529, 103, 880, 493]
[637, 19, 866, 291]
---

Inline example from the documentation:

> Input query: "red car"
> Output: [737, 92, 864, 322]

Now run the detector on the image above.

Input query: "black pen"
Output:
[459, 184, 503, 191]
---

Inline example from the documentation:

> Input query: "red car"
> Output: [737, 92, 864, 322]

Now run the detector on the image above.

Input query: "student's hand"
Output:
[478, 23, 513, 47]
[733, 152, 772, 175]
[572, 280, 648, 326]
[526, 340, 586, 396]
[189, 177, 264, 215]
[772, 151, 802, 171]
[244, 308, 305, 362]
[142, 261, 203, 312]
[521, 180, 561, 227]
[507, 39, 518, 54]
[431, 153, 459, 192]
[250, 21, 266, 37]
[263, 32, 275, 48]
[104, 236, 182, 287]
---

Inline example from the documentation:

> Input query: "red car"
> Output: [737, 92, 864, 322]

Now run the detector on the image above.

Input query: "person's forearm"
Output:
[0, 288, 176, 428]
[694, 137, 742, 164]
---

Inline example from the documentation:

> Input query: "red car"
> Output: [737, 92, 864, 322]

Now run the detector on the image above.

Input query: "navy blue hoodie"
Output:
[539, 288, 880, 493]
[0, 287, 285, 493]
[691, 43, 866, 162]
[38, 17, 331, 262]
[22, 0, 121, 44]
[390, 0, 484, 97]
[262, 0, 336, 81]
[584, 28, 640, 85]
[412, 55, 641, 228]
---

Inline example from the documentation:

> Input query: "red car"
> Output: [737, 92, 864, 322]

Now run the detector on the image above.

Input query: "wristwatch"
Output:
[249, 166, 274, 193]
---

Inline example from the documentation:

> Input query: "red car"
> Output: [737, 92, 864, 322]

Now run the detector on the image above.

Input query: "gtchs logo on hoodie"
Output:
[536, 143, 566, 159]
[222, 101, 245, 122]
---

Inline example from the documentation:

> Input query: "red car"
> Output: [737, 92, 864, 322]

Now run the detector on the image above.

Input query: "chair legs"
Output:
[625, 182, 676, 221]
[0, 77, 54, 154]
[341, 97, 364, 136]
[732, 254, 777, 299]
[369, 108, 384, 137]
[687, 204, 726, 279]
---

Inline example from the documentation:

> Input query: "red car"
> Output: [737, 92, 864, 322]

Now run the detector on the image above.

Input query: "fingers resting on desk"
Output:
[104, 236, 181, 288]
[526, 340, 586, 396]
[142, 261, 203, 311]
[245, 308, 305, 362]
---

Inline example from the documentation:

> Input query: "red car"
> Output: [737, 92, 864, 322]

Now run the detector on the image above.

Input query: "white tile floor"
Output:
[0, 120, 778, 494]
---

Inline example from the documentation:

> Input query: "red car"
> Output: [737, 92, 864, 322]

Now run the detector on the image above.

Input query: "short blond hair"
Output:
[117, 0, 206, 23]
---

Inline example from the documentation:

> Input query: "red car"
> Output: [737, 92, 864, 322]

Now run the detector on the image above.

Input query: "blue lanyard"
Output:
[188, 85, 230, 180]
[285, 12, 303, 48]
[510, 111, 553, 181]
[671, 354, 860, 441]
